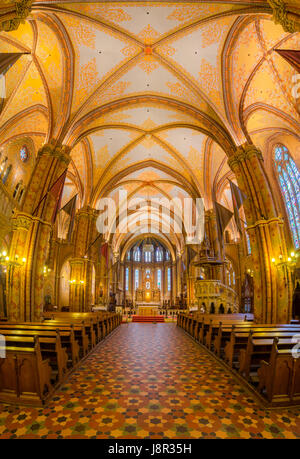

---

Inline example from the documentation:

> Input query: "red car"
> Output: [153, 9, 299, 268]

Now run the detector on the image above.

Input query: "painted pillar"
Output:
[177, 251, 183, 296]
[228, 143, 291, 323]
[7, 142, 71, 321]
[69, 206, 99, 312]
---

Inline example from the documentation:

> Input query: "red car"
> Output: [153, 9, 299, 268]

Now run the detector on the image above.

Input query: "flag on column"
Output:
[275, 49, 300, 73]
[229, 180, 247, 235]
[49, 170, 67, 225]
[101, 242, 109, 268]
[32, 169, 67, 221]
[0, 53, 28, 104]
[214, 201, 233, 238]
[187, 245, 197, 266]
[60, 194, 77, 241]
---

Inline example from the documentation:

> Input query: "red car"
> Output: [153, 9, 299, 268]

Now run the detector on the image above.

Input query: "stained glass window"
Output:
[134, 248, 140, 262]
[157, 269, 161, 288]
[135, 269, 139, 289]
[274, 145, 300, 249]
[20, 145, 29, 162]
[246, 231, 251, 255]
[167, 268, 171, 291]
[144, 251, 151, 262]
[156, 249, 162, 262]
[125, 267, 129, 291]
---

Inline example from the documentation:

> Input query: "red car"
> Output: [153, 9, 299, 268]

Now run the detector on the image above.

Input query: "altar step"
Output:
[132, 315, 165, 323]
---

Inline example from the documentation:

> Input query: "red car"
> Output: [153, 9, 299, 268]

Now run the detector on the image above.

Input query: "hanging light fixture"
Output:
[143, 236, 154, 253]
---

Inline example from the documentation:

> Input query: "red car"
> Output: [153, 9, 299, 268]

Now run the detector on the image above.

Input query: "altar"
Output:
[137, 303, 160, 316]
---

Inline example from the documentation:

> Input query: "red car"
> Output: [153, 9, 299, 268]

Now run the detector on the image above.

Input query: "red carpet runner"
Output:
[132, 315, 165, 323]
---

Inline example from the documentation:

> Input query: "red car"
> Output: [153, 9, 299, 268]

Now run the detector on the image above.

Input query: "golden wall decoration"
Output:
[268, 0, 300, 33]
[0, 0, 33, 32]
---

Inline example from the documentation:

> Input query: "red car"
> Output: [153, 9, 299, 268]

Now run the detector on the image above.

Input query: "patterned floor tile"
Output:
[0, 324, 299, 439]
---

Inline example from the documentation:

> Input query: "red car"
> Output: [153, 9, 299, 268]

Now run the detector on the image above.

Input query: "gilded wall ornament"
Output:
[268, 0, 300, 33]
[0, 0, 33, 32]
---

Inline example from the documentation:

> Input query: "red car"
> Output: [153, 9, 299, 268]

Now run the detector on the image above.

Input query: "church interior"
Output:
[0, 0, 300, 440]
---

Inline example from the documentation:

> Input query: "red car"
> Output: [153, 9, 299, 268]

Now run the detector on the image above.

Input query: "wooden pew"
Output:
[199, 317, 251, 345]
[0, 329, 69, 384]
[239, 331, 300, 380]
[257, 337, 300, 404]
[0, 323, 81, 364]
[177, 313, 253, 343]
[0, 336, 53, 406]
[40, 321, 89, 356]
[217, 324, 300, 360]
[43, 312, 121, 342]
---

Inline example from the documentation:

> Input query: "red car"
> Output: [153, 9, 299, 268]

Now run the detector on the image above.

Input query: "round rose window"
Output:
[20, 145, 29, 162]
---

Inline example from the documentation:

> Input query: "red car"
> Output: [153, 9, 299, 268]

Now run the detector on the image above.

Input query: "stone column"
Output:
[176, 251, 183, 296]
[228, 143, 291, 323]
[172, 261, 177, 304]
[69, 206, 99, 312]
[206, 209, 224, 281]
[7, 142, 71, 321]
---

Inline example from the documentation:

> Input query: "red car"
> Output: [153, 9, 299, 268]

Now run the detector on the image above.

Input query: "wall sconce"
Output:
[271, 251, 298, 269]
[271, 252, 298, 286]
[43, 266, 52, 276]
[69, 279, 85, 285]
[247, 268, 254, 278]
[0, 251, 26, 267]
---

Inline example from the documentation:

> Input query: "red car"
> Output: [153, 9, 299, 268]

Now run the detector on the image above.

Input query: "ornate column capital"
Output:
[246, 216, 285, 231]
[0, 1, 33, 32]
[12, 211, 52, 231]
[75, 205, 98, 221]
[228, 143, 263, 171]
[37, 141, 71, 166]
[268, 0, 300, 33]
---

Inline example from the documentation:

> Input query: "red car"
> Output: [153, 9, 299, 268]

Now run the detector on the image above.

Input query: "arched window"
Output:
[125, 267, 129, 291]
[226, 259, 235, 289]
[2, 164, 12, 184]
[167, 267, 171, 291]
[245, 231, 251, 255]
[18, 187, 25, 202]
[156, 248, 162, 262]
[157, 269, 161, 288]
[135, 269, 139, 288]
[274, 145, 300, 249]
[13, 183, 20, 199]
[134, 248, 140, 262]
[144, 251, 151, 262]
[0, 157, 7, 176]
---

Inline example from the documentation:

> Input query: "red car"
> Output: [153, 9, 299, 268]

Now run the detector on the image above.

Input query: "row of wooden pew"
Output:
[0, 311, 121, 406]
[177, 313, 300, 406]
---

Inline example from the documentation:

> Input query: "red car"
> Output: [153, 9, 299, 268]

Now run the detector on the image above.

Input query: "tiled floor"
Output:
[0, 323, 299, 439]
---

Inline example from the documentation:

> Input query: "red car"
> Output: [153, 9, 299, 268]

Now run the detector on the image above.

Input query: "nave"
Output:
[0, 323, 299, 439]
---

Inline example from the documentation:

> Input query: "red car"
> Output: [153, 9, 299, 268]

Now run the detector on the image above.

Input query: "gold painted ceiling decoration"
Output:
[0, 1, 299, 250]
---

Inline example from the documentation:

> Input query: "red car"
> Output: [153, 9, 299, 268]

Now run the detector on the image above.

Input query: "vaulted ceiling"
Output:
[0, 1, 299, 250]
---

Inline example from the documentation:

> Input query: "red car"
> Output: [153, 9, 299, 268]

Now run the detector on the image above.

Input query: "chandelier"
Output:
[142, 238, 154, 253]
